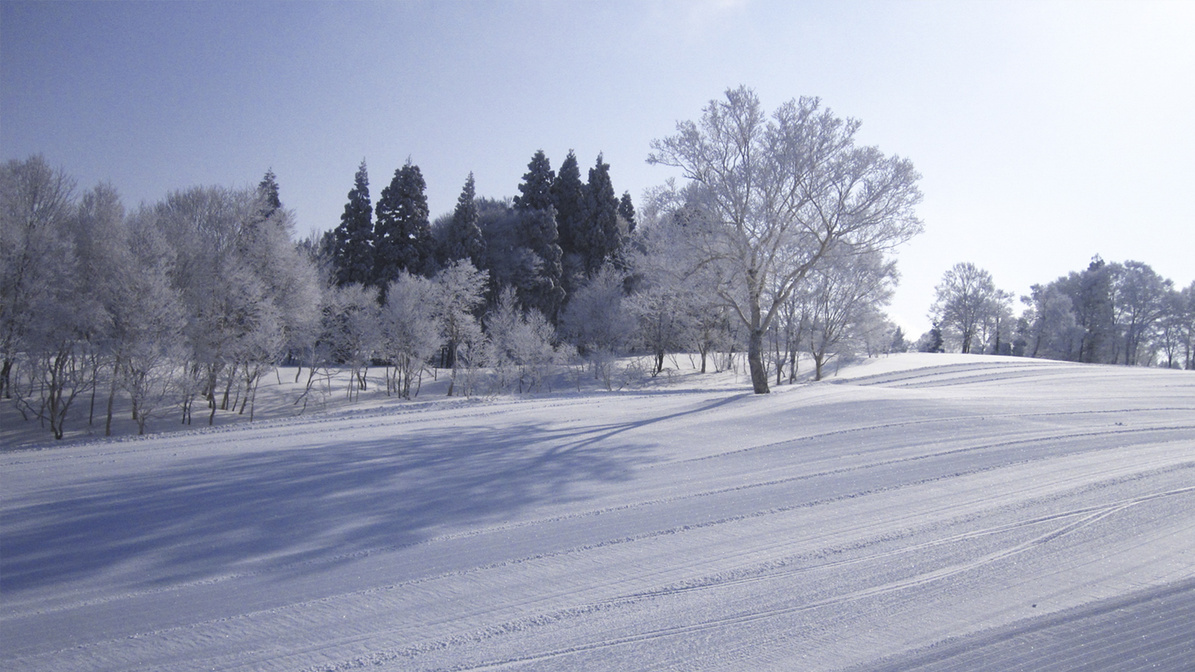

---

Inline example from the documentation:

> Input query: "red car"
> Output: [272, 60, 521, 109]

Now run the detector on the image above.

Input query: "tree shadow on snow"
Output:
[1, 395, 740, 594]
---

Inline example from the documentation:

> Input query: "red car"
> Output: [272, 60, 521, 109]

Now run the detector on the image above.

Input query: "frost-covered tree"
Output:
[112, 207, 185, 434]
[325, 283, 381, 401]
[648, 86, 923, 393]
[805, 247, 898, 379]
[560, 267, 634, 383]
[332, 160, 374, 286]
[929, 262, 1000, 354]
[1155, 288, 1188, 369]
[153, 185, 312, 424]
[625, 211, 706, 375]
[432, 259, 488, 396]
[485, 287, 561, 393]
[0, 157, 109, 438]
[1061, 256, 1117, 364]
[379, 272, 441, 398]
[0, 155, 77, 402]
[1111, 260, 1172, 366]
[234, 174, 321, 418]
[1023, 283, 1081, 360]
[374, 161, 433, 290]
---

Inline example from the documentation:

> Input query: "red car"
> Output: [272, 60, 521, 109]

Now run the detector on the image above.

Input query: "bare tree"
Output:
[804, 247, 897, 380]
[930, 262, 1001, 354]
[648, 86, 922, 393]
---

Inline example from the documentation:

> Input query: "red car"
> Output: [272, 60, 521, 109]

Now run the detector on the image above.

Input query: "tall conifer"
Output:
[551, 150, 585, 256]
[618, 191, 636, 234]
[443, 172, 486, 269]
[374, 161, 433, 290]
[580, 153, 621, 276]
[513, 150, 555, 212]
[332, 160, 374, 286]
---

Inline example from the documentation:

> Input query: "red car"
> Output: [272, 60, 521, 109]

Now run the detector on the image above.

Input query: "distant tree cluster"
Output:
[320, 150, 636, 317]
[8, 87, 1018, 440]
[924, 258, 1194, 368]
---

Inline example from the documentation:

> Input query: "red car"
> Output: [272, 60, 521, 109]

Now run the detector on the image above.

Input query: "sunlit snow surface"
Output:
[2, 354, 1193, 671]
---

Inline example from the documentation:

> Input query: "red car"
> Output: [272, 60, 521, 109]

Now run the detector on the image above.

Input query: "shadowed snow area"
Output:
[2, 354, 1193, 671]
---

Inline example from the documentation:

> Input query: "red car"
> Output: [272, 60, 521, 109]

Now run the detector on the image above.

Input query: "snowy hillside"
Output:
[2, 354, 1193, 671]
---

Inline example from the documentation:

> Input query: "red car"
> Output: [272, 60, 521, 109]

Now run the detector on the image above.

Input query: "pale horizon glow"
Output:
[3, 0, 1192, 337]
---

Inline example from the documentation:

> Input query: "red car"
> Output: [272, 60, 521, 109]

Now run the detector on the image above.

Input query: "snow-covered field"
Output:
[2, 354, 1193, 671]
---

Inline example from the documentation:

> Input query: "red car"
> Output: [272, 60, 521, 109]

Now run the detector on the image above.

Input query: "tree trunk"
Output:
[747, 328, 770, 394]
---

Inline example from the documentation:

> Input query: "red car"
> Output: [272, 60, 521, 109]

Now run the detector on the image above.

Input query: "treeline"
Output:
[923, 259, 1195, 368]
[2, 139, 912, 442]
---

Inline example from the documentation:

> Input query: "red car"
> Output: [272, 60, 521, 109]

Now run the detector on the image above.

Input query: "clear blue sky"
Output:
[3, 0, 1192, 335]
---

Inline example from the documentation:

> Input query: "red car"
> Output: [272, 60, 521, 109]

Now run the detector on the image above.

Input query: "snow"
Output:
[2, 354, 1194, 671]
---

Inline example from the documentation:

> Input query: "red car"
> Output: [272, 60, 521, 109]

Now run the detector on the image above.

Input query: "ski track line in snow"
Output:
[45, 459, 1186, 672]
[667, 410, 1194, 467]
[14, 479, 1193, 672]
[837, 359, 1163, 389]
[295, 486, 1195, 671]
[9, 449, 1190, 671]
[4, 426, 1191, 664]
[860, 577, 1195, 672]
[284, 459, 1192, 669]
[6, 421, 1190, 623]
[4, 358, 1192, 670]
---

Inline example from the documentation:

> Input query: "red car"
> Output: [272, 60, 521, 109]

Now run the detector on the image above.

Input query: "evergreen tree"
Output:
[374, 161, 433, 291]
[256, 169, 282, 221]
[331, 160, 373, 286]
[442, 172, 486, 269]
[926, 322, 945, 353]
[551, 150, 585, 256]
[618, 191, 636, 233]
[890, 325, 908, 353]
[511, 150, 565, 320]
[513, 150, 555, 212]
[580, 153, 622, 276]
[515, 207, 566, 321]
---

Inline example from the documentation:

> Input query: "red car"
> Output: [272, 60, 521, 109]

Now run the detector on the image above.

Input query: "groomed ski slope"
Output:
[2, 354, 1193, 671]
